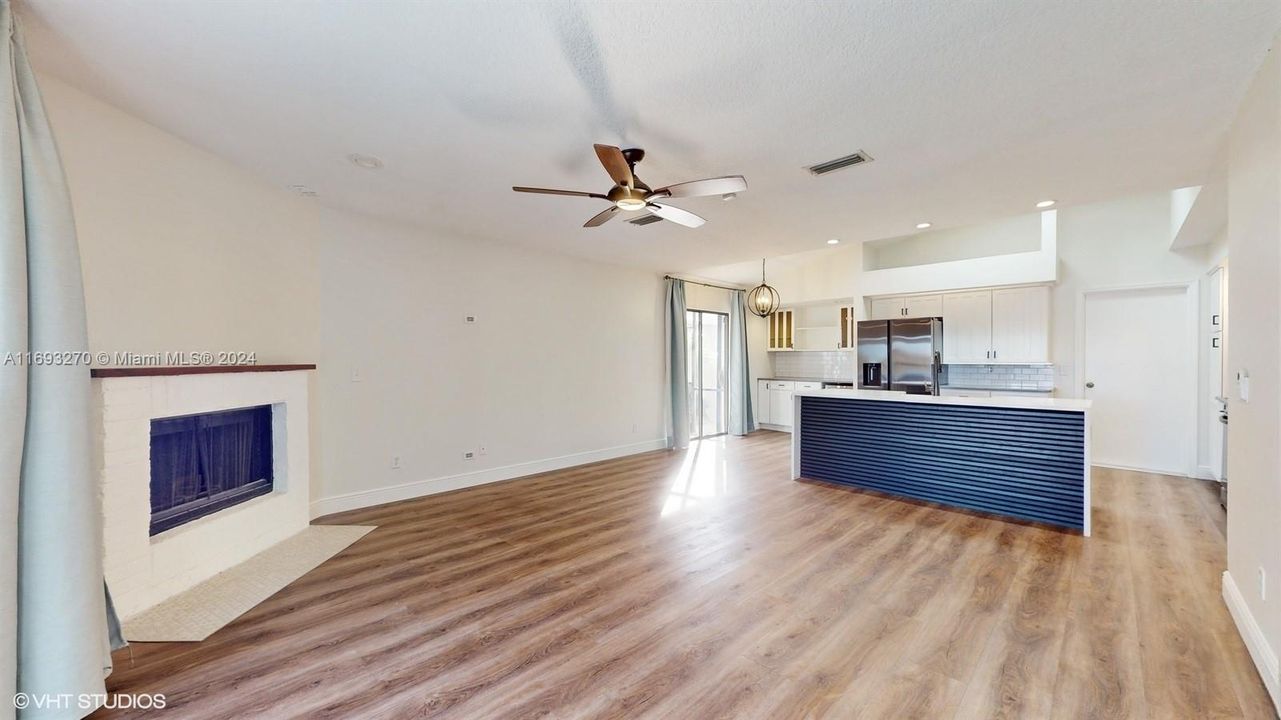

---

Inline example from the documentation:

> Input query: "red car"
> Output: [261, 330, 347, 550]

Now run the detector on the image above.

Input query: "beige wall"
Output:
[41, 75, 322, 365]
[1051, 191, 1217, 385]
[1224, 34, 1281, 708]
[314, 208, 666, 507]
[41, 75, 670, 516]
[864, 213, 1041, 270]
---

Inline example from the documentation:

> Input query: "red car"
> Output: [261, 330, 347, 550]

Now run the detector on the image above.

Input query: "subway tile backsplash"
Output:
[770, 354, 1055, 390]
[771, 351, 854, 380]
[944, 364, 1056, 391]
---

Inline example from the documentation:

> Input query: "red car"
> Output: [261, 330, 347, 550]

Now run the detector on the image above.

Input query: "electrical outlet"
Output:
[1260, 566, 1267, 601]
[350, 367, 363, 383]
[391, 456, 401, 470]
[463, 450, 476, 460]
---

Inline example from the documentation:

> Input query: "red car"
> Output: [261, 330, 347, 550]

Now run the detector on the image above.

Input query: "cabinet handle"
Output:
[1212, 314, 1221, 326]
[1212, 337, 1221, 349]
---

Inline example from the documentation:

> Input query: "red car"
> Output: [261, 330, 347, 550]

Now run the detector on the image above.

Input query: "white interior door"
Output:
[1083, 286, 1193, 475]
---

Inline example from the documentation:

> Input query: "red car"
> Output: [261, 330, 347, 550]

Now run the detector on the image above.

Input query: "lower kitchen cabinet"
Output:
[767, 381, 795, 428]
[756, 380, 819, 430]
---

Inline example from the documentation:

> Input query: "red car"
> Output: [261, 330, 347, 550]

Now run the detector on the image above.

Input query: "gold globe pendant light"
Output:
[746, 258, 781, 317]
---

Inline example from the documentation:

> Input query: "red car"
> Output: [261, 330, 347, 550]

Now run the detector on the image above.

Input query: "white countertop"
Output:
[793, 388, 1091, 413]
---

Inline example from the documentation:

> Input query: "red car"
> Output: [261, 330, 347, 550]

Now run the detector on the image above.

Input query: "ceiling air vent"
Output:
[628, 214, 664, 226]
[807, 151, 872, 176]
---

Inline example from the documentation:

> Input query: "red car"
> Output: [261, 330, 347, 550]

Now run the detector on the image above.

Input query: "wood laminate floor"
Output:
[96, 431, 1274, 719]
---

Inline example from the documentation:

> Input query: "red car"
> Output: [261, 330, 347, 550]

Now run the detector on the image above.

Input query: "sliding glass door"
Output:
[686, 310, 728, 439]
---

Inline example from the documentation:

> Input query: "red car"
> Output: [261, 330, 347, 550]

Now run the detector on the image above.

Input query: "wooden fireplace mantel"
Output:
[89, 364, 316, 379]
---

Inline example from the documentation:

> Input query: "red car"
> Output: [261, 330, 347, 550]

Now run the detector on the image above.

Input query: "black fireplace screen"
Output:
[149, 405, 274, 535]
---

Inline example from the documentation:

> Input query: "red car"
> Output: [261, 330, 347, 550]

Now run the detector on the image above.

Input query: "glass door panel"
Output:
[686, 310, 728, 439]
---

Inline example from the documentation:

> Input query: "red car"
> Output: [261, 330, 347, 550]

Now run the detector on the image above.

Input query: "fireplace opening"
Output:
[149, 405, 274, 536]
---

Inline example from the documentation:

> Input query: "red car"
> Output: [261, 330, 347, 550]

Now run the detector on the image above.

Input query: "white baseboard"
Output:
[1091, 460, 1192, 479]
[309, 438, 667, 519]
[1223, 570, 1281, 711]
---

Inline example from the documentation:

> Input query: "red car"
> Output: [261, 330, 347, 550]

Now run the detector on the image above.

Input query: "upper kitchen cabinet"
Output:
[990, 286, 1050, 363]
[905, 295, 943, 318]
[767, 309, 794, 351]
[868, 294, 942, 320]
[942, 291, 993, 363]
[838, 306, 857, 348]
[781, 303, 858, 351]
[942, 286, 1050, 364]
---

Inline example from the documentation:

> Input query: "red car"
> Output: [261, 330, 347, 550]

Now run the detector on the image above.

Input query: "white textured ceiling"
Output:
[20, 0, 1281, 278]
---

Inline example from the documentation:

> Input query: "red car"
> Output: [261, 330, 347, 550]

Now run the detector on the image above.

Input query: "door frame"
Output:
[1073, 279, 1199, 477]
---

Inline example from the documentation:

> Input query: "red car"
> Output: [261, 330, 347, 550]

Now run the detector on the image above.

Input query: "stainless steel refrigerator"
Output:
[857, 317, 944, 395]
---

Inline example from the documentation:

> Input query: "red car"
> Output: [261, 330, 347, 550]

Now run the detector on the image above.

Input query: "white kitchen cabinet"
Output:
[756, 380, 771, 426]
[942, 291, 994, 364]
[766, 380, 795, 428]
[869, 297, 903, 321]
[942, 286, 1050, 364]
[838, 306, 857, 348]
[869, 295, 943, 320]
[990, 286, 1050, 363]
[905, 295, 943, 319]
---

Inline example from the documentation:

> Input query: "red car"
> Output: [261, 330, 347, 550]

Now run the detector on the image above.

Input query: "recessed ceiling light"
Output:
[915, 222, 932, 230]
[827, 239, 840, 245]
[1036, 199, 1056, 208]
[348, 153, 384, 169]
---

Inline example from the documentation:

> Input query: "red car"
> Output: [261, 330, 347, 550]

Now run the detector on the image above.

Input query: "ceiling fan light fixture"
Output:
[746, 259, 781, 318]
[615, 198, 647, 211]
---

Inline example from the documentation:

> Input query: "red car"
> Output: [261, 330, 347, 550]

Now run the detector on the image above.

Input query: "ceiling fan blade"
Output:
[652, 175, 747, 200]
[513, 186, 608, 199]
[646, 203, 705, 228]
[584, 206, 620, 227]
[593, 144, 634, 188]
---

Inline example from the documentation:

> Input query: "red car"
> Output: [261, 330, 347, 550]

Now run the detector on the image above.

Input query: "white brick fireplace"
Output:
[92, 368, 312, 621]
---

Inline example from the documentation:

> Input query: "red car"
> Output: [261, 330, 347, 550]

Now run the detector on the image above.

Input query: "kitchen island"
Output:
[791, 389, 1092, 534]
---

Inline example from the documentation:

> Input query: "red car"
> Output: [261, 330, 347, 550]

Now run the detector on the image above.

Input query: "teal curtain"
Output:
[2, 3, 119, 717]
[664, 278, 689, 449]
[728, 290, 754, 435]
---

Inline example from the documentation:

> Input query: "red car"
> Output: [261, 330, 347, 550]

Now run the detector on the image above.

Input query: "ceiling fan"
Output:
[513, 144, 747, 228]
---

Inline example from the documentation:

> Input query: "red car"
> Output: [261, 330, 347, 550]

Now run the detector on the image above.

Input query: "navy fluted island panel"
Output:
[791, 390, 1091, 535]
